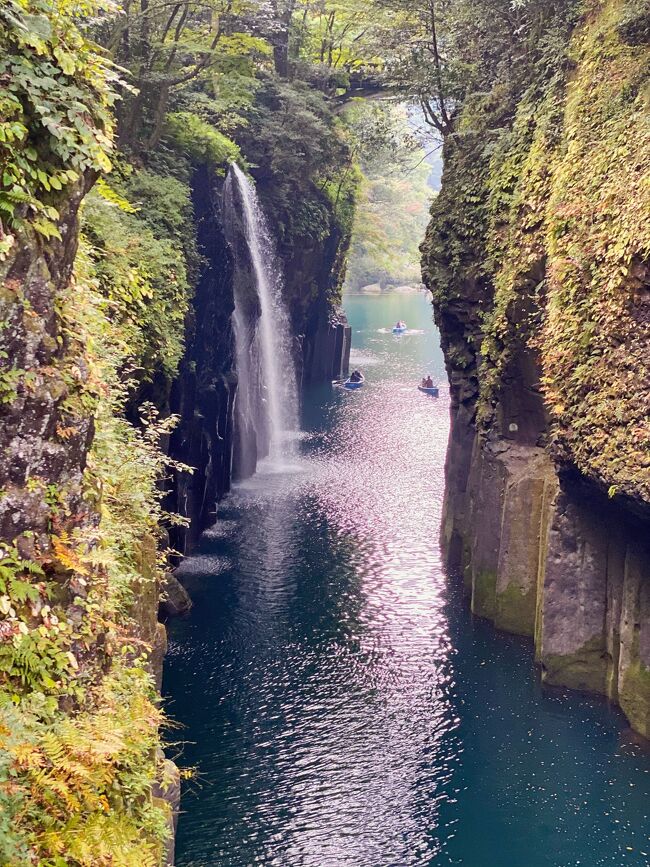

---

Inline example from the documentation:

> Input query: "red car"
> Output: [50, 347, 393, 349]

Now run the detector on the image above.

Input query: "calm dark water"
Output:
[164, 291, 650, 867]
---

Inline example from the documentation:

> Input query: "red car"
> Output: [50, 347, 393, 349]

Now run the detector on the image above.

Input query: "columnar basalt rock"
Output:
[302, 305, 352, 385]
[439, 388, 650, 736]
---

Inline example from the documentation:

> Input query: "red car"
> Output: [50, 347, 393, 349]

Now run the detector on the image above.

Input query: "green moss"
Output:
[423, 0, 650, 502]
[472, 568, 497, 621]
[619, 660, 650, 739]
[542, 635, 610, 696]
[540, 0, 650, 501]
[82, 166, 196, 383]
[495, 581, 537, 638]
[166, 112, 241, 174]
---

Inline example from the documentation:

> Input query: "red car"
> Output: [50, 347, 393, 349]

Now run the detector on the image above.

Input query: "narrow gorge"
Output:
[1, 0, 649, 865]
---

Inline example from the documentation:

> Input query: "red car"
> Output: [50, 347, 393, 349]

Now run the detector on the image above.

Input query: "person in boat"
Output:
[396, 320, 405, 329]
[421, 376, 428, 387]
[349, 369, 363, 383]
[425, 375, 434, 389]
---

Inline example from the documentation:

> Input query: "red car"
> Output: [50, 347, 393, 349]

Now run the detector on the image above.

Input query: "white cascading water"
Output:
[223, 165, 298, 471]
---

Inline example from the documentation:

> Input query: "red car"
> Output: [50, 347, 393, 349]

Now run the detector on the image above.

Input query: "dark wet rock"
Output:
[302, 306, 352, 385]
[166, 166, 237, 556]
[159, 572, 193, 618]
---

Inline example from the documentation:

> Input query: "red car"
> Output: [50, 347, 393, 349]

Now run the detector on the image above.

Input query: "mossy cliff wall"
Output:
[0, 181, 180, 860]
[423, 0, 650, 736]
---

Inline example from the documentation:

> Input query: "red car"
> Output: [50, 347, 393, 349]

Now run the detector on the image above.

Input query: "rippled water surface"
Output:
[164, 291, 650, 867]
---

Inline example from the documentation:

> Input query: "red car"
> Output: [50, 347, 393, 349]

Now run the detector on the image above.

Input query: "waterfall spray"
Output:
[223, 165, 298, 473]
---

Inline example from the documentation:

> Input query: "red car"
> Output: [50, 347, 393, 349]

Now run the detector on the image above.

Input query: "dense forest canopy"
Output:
[343, 103, 434, 290]
[0, 0, 578, 292]
[0, 0, 582, 255]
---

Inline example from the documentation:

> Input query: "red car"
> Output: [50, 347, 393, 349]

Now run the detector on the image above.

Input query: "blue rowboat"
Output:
[418, 385, 439, 396]
[392, 325, 407, 334]
[343, 378, 365, 390]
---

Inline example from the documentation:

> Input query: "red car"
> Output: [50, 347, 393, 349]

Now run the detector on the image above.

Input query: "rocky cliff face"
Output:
[253, 172, 353, 388]
[0, 175, 178, 857]
[166, 159, 353, 549]
[423, 0, 650, 737]
[0, 181, 92, 562]
[276, 201, 352, 386]
[166, 167, 236, 555]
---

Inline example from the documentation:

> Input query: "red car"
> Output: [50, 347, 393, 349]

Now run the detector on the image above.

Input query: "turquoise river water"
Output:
[164, 291, 650, 867]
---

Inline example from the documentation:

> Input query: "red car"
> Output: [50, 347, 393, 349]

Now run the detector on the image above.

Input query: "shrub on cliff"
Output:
[0, 0, 117, 255]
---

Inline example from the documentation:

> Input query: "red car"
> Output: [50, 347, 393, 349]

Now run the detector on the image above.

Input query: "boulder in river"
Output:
[159, 572, 193, 618]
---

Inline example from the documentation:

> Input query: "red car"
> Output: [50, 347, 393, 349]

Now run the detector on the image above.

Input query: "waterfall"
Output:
[223, 164, 298, 475]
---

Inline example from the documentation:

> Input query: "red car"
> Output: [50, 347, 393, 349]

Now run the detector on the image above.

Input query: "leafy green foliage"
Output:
[422, 0, 650, 502]
[237, 77, 356, 246]
[83, 173, 194, 380]
[289, 0, 384, 79]
[109, 0, 273, 150]
[346, 163, 432, 289]
[0, 0, 118, 251]
[0, 667, 166, 866]
[0, 546, 73, 699]
[166, 113, 241, 173]
[344, 103, 432, 289]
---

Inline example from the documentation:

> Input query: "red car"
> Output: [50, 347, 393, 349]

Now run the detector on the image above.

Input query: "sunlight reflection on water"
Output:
[164, 292, 650, 867]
